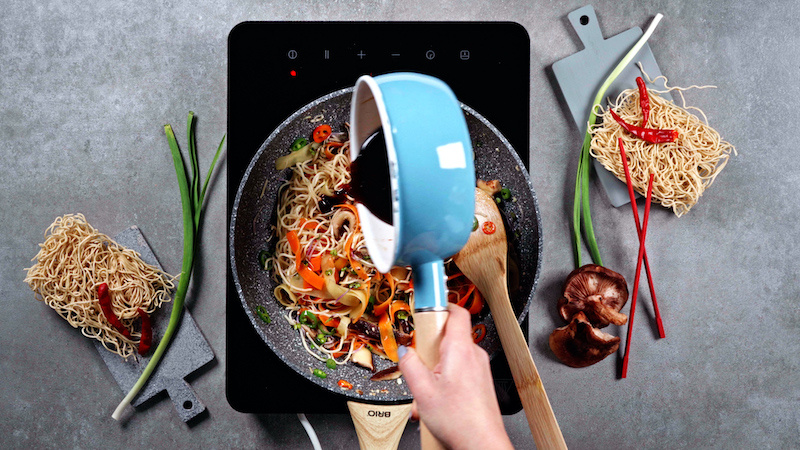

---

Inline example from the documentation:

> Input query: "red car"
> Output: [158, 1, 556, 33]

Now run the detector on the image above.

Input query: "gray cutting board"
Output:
[95, 226, 214, 422]
[553, 5, 672, 207]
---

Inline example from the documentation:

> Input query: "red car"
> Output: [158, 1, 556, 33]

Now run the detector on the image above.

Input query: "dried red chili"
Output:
[636, 77, 650, 127]
[137, 308, 152, 355]
[609, 109, 678, 144]
[97, 283, 131, 339]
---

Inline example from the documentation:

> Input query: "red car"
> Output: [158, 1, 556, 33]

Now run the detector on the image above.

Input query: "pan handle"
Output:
[414, 310, 449, 450]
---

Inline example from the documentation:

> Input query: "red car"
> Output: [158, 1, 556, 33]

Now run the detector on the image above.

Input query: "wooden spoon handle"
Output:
[414, 310, 449, 450]
[488, 280, 567, 450]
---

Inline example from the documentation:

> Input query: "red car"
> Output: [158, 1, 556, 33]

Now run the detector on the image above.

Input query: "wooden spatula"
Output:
[454, 188, 567, 449]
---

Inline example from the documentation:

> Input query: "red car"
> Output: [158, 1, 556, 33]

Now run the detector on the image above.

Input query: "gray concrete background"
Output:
[2, 0, 798, 448]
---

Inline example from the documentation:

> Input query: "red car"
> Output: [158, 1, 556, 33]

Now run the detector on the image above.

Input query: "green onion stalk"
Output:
[112, 112, 225, 420]
[572, 13, 664, 268]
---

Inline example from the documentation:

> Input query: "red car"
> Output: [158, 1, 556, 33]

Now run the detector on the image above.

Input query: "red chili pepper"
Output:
[312, 124, 332, 143]
[636, 77, 650, 127]
[137, 308, 152, 355]
[97, 283, 131, 339]
[472, 324, 486, 343]
[481, 221, 496, 235]
[609, 109, 678, 144]
[337, 379, 353, 390]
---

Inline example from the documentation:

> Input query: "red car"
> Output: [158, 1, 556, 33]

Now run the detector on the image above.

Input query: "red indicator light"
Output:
[290, 70, 297, 77]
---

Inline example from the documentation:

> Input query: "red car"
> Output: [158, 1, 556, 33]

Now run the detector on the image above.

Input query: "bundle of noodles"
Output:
[24, 214, 175, 358]
[589, 84, 735, 217]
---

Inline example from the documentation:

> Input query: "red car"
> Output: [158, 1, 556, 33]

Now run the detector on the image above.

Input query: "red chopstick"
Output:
[618, 139, 665, 338]
[621, 171, 653, 378]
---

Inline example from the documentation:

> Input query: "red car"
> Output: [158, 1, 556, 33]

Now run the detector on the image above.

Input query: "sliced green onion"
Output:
[572, 14, 664, 268]
[312, 368, 327, 379]
[112, 112, 225, 420]
[258, 250, 271, 269]
[290, 137, 308, 151]
[396, 310, 409, 320]
[472, 217, 478, 231]
[300, 310, 319, 328]
[326, 358, 337, 370]
[255, 305, 271, 324]
[500, 188, 511, 200]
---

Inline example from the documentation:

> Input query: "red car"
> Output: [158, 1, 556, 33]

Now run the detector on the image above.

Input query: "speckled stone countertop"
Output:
[2, 1, 798, 448]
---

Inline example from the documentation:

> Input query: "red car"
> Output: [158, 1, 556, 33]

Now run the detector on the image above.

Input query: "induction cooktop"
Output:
[227, 22, 530, 414]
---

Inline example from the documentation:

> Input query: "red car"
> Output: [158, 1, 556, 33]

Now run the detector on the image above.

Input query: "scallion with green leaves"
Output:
[572, 14, 663, 268]
[112, 112, 225, 420]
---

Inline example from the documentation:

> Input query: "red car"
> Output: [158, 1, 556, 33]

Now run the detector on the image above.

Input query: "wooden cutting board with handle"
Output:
[96, 226, 215, 423]
[552, 5, 672, 207]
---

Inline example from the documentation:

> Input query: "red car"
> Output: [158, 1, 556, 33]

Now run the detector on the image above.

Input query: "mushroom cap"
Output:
[549, 312, 621, 368]
[558, 264, 629, 328]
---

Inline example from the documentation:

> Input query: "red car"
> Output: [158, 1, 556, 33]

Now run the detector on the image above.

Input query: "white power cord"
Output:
[297, 413, 323, 450]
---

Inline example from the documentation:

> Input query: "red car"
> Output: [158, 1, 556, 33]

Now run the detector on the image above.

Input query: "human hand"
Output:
[399, 304, 513, 450]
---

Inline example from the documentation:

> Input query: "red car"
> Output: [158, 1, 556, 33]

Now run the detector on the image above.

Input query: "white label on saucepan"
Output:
[436, 142, 467, 169]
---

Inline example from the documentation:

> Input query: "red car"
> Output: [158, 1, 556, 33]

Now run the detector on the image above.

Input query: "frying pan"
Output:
[229, 86, 542, 404]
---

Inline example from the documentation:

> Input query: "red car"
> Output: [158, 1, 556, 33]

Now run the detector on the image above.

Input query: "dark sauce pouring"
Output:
[350, 128, 393, 225]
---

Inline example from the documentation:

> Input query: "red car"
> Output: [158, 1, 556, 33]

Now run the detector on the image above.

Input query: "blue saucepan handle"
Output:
[411, 259, 448, 312]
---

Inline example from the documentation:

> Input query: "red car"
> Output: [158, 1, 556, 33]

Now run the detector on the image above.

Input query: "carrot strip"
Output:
[373, 298, 392, 317]
[287, 230, 300, 254]
[621, 172, 654, 379]
[298, 219, 322, 231]
[308, 254, 322, 272]
[389, 301, 411, 324]
[350, 280, 370, 322]
[344, 233, 368, 280]
[619, 138, 665, 338]
[378, 313, 399, 362]
[287, 230, 325, 290]
[334, 203, 360, 222]
[466, 289, 484, 315]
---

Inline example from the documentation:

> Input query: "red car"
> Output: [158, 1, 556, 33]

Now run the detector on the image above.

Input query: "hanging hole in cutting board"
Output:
[580, 15, 590, 26]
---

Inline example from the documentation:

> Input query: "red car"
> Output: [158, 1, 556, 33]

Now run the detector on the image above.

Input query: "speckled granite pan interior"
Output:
[230, 88, 542, 404]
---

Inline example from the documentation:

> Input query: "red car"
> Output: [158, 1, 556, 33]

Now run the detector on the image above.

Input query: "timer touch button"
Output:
[425, 50, 435, 60]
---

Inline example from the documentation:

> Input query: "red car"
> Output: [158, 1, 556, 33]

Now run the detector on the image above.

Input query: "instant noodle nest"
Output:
[589, 80, 736, 217]
[23, 214, 175, 358]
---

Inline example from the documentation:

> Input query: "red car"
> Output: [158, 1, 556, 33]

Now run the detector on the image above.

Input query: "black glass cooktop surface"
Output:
[227, 22, 530, 414]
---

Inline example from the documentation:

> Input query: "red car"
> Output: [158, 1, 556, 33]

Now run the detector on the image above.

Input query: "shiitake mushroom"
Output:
[550, 264, 629, 368]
